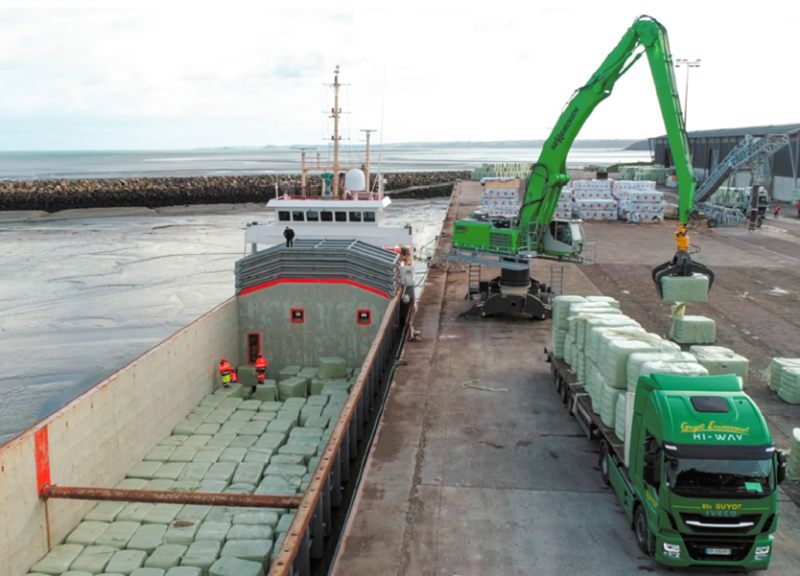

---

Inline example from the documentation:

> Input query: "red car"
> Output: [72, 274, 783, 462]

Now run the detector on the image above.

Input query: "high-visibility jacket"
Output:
[220, 360, 232, 383]
[255, 356, 267, 383]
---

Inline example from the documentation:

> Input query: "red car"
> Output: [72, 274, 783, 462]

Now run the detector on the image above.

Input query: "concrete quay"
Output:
[332, 180, 800, 575]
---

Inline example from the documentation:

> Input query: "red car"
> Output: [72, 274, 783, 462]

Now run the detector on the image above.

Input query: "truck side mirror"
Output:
[777, 450, 787, 485]
[643, 452, 656, 485]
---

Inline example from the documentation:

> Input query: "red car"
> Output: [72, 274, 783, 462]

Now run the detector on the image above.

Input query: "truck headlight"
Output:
[755, 545, 770, 559]
[663, 543, 681, 558]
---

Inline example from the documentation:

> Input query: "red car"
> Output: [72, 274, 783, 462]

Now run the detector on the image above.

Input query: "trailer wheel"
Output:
[599, 441, 610, 485]
[707, 218, 718, 228]
[560, 379, 568, 405]
[757, 217, 764, 228]
[634, 505, 650, 555]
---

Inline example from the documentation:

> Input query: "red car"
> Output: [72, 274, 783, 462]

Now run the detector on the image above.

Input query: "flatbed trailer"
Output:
[546, 349, 626, 463]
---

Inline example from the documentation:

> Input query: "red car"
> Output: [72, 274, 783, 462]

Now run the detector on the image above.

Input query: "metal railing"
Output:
[269, 294, 401, 576]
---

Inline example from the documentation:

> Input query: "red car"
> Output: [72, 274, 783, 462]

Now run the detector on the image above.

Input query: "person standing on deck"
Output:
[219, 357, 233, 388]
[255, 353, 268, 384]
[284, 226, 295, 247]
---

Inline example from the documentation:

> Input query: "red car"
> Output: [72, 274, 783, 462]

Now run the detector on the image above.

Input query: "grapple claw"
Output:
[652, 252, 715, 299]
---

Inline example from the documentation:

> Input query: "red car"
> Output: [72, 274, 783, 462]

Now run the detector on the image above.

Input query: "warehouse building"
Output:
[650, 123, 800, 201]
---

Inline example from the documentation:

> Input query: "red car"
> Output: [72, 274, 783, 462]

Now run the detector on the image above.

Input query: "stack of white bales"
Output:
[788, 428, 800, 481]
[480, 178, 520, 218]
[767, 358, 800, 404]
[689, 346, 749, 389]
[550, 295, 588, 358]
[612, 180, 657, 220]
[554, 188, 574, 220]
[573, 180, 618, 220]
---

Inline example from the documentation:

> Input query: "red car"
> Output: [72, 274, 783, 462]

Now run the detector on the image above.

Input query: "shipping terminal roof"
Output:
[653, 122, 800, 140]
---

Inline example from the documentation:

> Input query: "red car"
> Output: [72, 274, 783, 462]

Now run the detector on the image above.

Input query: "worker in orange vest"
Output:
[219, 357, 233, 388]
[255, 353, 268, 384]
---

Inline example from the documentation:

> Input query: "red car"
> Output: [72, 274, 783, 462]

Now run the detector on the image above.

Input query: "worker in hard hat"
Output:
[219, 357, 233, 388]
[255, 353, 268, 384]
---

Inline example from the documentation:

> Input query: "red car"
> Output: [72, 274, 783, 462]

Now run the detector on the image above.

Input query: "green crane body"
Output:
[452, 16, 708, 289]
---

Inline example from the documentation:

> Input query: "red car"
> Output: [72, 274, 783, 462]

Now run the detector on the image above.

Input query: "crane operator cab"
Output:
[543, 219, 584, 257]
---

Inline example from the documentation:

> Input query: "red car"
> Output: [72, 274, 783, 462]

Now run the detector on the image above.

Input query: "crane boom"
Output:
[450, 15, 714, 302]
[520, 16, 694, 242]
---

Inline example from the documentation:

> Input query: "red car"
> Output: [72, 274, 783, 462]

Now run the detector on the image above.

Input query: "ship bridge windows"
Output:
[278, 211, 290, 222]
[335, 211, 347, 222]
[321, 211, 333, 222]
[292, 211, 305, 222]
[349, 211, 362, 222]
[363, 211, 376, 223]
[307, 210, 320, 222]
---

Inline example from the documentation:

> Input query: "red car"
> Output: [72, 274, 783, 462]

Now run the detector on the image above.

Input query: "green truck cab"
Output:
[606, 373, 787, 569]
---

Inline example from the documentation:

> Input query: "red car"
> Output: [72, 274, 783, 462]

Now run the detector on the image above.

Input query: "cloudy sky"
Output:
[1, 0, 798, 150]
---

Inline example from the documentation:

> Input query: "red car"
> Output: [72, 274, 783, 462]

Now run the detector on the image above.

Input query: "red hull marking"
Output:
[239, 278, 390, 300]
[35, 427, 51, 494]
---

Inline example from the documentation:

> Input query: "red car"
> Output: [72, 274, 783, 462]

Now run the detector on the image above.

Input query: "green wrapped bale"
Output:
[127, 524, 168, 552]
[584, 295, 619, 309]
[689, 346, 749, 389]
[31, 545, 86, 575]
[768, 358, 800, 391]
[277, 366, 301, 382]
[166, 569, 200, 576]
[130, 569, 165, 576]
[144, 544, 187, 570]
[106, 550, 147, 574]
[670, 315, 716, 344]
[220, 540, 272, 564]
[236, 365, 258, 387]
[226, 525, 273, 541]
[252, 382, 277, 402]
[787, 428, 800, 480]
[164, 521, 200, 546]
[67, 522, 111, 546]
[777, 368, 800, 404]
[181, 541, 222, 573]
[626, 351, 696, 392]
[600, 381, 622, 428]
[95, 522, 140, 549]
[660, 273, 710, 303]
[194, 522, 230, 544]
[278, 377, 307, 400]
[209, 557, 264, 576]
[614, 394, 627, 441]
[317, 357, 347, 380]
[233, 510, 280, 527]
[70, 545, 118, 573]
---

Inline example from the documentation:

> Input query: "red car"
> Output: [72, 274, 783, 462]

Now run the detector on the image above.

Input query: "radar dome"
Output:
[345, 169, 366, 192]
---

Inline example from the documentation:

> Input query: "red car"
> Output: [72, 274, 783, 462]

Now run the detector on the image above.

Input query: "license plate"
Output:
[706, 548, 731, 556]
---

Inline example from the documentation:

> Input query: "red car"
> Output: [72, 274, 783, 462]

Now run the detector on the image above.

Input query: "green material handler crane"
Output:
[449, 16, 714, 318]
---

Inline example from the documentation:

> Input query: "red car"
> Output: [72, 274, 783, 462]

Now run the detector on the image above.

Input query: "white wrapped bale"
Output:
[600, 381, 622, 428]
[551, 329, 568, 358]
[660, 273, 710, 303]
[690, 346, 750, 389]
[777, 368, 800, 405]
[623, 392, 635, 467]
[638, 360, 709, 386]
[614, 394, 627, 441]
[564, 337, 574, 368]
[626, 352, 696, 392]
[670, 315, 716, 344]
[577, 312, 627, 349]
[584, 296, 620, 309]
[552, 295, 587, 329]
[599, 339, 659, 389]
[768, 358, 800, 391]
[587, 325, 644, 364]
[788, 428, 800, 481]
[567, 304, 615, 343]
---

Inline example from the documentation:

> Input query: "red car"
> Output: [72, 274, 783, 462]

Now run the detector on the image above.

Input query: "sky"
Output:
[1, 0, 799, 150]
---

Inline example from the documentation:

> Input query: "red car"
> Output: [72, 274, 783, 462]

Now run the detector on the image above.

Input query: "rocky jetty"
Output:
[0, 171, 468, 212]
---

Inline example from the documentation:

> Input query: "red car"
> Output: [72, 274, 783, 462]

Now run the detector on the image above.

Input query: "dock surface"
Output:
[332, 180, 800, 576]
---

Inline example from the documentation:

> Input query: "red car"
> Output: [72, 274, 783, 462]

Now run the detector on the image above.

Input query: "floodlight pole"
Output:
[675, 59, 701, 130]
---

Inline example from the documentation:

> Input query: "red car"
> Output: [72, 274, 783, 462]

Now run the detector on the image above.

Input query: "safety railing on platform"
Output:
[268, 294, 401, 576]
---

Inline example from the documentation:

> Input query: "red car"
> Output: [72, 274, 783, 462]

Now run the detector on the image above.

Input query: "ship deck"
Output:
[331, 179, 800, 575]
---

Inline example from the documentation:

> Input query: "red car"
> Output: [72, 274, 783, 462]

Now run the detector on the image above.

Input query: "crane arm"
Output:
[520, 16, 696, 238]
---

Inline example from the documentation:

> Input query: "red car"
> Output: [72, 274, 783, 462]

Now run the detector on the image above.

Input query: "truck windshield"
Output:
[665, 457, 774, 498]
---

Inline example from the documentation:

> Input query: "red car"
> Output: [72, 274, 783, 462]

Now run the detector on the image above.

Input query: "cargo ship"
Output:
[0, 68, 423, 576]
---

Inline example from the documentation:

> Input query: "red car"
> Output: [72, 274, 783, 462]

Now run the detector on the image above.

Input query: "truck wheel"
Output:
[634, 505, 650, 555]
[600, 442, 610, 485]
[707, 218, 718, 228]
[757, 217, 764, 228]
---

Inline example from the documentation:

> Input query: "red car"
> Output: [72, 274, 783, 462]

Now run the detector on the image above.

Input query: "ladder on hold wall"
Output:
[466, 263, 482, 300]
[694, 134, 790, 203]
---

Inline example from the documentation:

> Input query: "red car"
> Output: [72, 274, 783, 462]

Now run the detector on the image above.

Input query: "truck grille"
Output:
[680, 513, 761, 534]
[681, 535, 755, 562]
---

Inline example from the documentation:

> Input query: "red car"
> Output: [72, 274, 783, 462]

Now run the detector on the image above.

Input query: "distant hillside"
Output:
[383, 139, 643, 149]
[625, 139, 651, 151]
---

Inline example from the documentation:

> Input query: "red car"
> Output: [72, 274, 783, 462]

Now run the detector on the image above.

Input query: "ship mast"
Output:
[329, 65, 345, 198]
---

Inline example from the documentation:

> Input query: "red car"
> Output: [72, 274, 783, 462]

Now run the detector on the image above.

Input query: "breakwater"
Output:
[0, 171, 468, 212]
